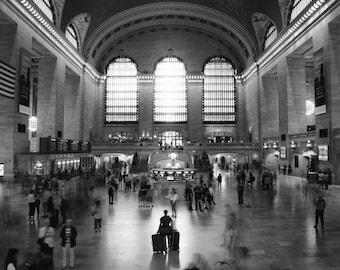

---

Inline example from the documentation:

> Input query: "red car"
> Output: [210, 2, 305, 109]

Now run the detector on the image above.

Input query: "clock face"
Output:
[170, 153, 177, 160]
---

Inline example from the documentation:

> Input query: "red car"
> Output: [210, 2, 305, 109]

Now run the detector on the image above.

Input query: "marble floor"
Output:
[1, 167, 340, 270]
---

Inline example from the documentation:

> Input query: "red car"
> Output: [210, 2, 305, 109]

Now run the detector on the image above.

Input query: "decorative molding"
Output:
[84, 3, 257, 66]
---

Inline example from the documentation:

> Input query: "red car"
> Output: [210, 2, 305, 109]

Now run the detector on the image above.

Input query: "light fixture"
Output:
[290, 141, 297, 149]
[306, 100, 315, 115]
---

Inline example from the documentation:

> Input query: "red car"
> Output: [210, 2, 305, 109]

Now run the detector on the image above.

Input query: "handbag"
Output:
[37, 227, 48, 246]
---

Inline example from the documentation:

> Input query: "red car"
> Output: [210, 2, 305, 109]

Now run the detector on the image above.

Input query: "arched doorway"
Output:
[158, 131, 183, 147]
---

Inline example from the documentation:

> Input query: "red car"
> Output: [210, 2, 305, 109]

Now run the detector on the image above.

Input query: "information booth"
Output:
[150, 168, 196, 198]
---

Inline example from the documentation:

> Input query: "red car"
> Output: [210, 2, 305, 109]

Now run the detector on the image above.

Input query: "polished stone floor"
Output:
[1, 166, 340, 270]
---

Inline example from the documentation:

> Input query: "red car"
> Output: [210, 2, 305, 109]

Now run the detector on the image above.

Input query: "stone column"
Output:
[63, 69, 81, 140]
[187, 75, 203, 142]
[261, 74, 279, 139]
[138, 75, 154, 137]
[37, 56, 65, 139]
[286, 56, 307, 135]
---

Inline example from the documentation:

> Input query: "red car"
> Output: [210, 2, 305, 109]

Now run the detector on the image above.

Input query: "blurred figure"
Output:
[185, 253, 211, 270]
[28, 190, 36, 220]
[38, 219, 55, 258]
[314, 195, 326, 230]
[92, 200, 103, 232]
[4, 248, 18, 270]
[59, 197, 69, 224]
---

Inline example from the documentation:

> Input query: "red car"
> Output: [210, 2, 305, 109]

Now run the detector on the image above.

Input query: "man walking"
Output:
[314, 195, 326, 230]
[108, 184, 114, 204]
[237, 182, 244, 205]
[60, 219, 78, 269]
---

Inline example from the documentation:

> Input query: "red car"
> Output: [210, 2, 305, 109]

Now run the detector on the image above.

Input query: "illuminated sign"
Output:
[318, 145, 328, 161]
[0, 163, 4, 176]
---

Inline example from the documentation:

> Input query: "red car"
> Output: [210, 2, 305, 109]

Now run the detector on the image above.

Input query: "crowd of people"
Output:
[4, 159, 328, 270]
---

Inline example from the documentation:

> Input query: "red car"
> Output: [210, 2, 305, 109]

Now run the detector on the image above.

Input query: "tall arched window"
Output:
[32, 0, 55, 23]
[264, 24, 278, 49]
[203, 57, 236, 123]
[65, 24, 78, 49]
[105, 57, 138, 123]
[154, 56, 187, 122]
[288, 0, 313, 23]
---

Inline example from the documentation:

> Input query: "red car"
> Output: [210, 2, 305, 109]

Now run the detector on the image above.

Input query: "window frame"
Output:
[104, 57, 139, 124]
[202, 56, 237, 124]
[153, 56, 188, 123]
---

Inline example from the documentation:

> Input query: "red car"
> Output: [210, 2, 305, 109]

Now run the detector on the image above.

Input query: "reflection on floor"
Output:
[1, 167, 340, 270]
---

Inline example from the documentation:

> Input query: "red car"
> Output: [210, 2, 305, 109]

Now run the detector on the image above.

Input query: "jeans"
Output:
[62, 243, 74, 267]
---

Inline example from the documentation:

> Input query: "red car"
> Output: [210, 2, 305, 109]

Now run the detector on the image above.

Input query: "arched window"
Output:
[203, 57, 236, 123]
[105, 57, 138, 123]
[264, 24, 278, 49]
[65, 24, 78, 49]
[288, 0, 313, 23]
[154, 56, 187, 122]
[32, 0, 55, 23]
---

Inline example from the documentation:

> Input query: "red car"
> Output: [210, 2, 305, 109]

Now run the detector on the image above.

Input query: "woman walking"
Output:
[92, 199, 103, 232]
[168, 188, 178, 218]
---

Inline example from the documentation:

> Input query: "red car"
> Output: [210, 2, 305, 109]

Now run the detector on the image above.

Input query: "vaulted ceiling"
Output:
[58, 0, 287, 73]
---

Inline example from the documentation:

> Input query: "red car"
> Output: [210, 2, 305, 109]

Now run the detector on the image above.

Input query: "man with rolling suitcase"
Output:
[153, 209, 173, 253]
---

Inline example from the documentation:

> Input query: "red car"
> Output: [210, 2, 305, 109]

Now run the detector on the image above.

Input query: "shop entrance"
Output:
[158, 131, 183, 147]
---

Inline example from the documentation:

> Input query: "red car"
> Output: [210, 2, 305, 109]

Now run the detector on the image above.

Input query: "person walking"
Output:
[4, 248, 18, 270]
[193, 184, 203, 211]
[108, 185, 114, 204]
[167, 188, 178, 218]
[60, 197, 69, 224]
[34, 194, 41, 219]
[314, 195, 326, 230]
[38, 219, 55, 258]
[217, 173, 222, 188]
[184, 181, 191, 201]
[46, 196, 54, 220]
[157, 209, 173, 251]
[28, 190, 36, 220]
[92, 199, 103, 232]
[237, 182, 244, 205]
[60, 219, 78, 269]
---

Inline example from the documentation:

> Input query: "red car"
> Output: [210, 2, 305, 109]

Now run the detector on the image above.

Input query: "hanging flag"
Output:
[0, 61, 16, 99]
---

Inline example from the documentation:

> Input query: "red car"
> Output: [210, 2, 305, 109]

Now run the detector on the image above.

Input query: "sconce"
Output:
[290, 141, 297, 149]
[306, 140, 313, 148]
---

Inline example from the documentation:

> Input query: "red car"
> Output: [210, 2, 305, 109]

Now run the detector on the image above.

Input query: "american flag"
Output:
[0, 61, 16, 99]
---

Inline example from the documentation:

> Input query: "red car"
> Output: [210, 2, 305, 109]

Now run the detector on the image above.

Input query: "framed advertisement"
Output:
[314, 49, 326, 115]
[18, 48, 31, 115]
[318, 145, 328, 161]
[0, 163, 4, 176]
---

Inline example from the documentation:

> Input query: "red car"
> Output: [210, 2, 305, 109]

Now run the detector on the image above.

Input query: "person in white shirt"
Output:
[92, 199, 103, 232]
[167, 188, 178, 218]
[28, 190, 36, 220]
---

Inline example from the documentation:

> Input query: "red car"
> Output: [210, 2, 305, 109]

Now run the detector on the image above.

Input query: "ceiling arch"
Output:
[84, 3, 259, 73]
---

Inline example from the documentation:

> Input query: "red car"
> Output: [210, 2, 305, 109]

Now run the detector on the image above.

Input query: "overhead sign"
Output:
[0, 163, 4, 176]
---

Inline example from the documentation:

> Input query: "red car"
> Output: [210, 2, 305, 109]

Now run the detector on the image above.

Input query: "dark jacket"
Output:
[60, 226, 77, 247]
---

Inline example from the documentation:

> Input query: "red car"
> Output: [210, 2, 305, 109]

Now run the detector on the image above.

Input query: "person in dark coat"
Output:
[157, 210, 173, 250]
[60, 219, 78, 269]
[108, 185, 114, 204]
[193, 184, 203, 211]
[59, 197, 69, 224]
[314, 195, 326, 230]
[237, 182, 244, 205]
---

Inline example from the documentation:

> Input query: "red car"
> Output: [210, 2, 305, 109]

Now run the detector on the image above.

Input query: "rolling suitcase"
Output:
[152, 234, 167, 253]
[171, 230, 180, 251]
